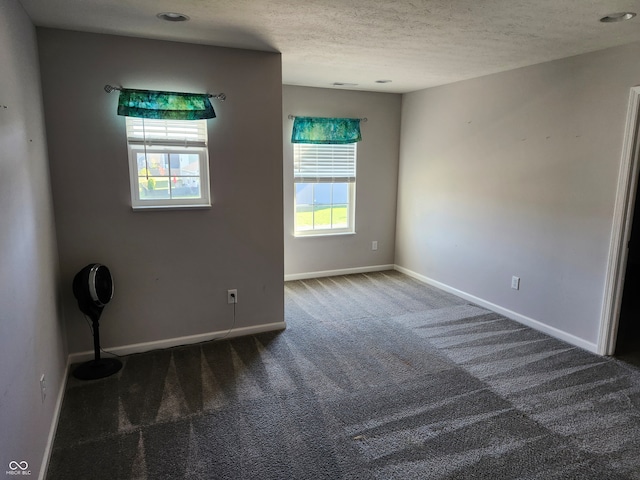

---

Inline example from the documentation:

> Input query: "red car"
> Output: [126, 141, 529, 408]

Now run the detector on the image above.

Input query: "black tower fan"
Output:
[72, 263, 122, 380]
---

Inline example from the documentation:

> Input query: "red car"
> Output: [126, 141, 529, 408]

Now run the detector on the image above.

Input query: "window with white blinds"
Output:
[293, 142, 357, 235]
[293, 143, 356, 183]
[124, 117, 211, 210]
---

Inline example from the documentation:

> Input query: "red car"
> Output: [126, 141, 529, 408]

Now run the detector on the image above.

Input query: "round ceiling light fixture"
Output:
[157, 12, 190, 22]
[600, 12, 636, 23]
[375, 80, 392, 84]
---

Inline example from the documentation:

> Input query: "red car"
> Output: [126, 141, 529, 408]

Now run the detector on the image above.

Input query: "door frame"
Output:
[599, 86, 640, 355]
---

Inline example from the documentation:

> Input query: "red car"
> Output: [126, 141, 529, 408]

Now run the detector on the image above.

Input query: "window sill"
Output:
[132, 204, 212, 211]
[294, 231, 356, 238]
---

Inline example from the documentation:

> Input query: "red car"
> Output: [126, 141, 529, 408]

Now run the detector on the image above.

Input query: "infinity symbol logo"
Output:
[8, 461, 29, 471]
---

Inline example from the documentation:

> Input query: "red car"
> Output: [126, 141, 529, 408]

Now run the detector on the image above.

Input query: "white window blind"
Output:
[293, 143, 356, 183]
[125, 117, 207, 147]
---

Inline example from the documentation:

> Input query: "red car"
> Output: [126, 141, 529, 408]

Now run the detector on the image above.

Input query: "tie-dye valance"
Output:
[117, 88, 215, 120]
[291, 117, 362, 144]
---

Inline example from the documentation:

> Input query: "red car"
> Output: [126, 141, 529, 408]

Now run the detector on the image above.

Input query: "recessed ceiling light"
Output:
[333, 82, 358, 86]
[157, 12, 190, 22]
[600, 12, 636, 23]
[375, 80, 392, 84]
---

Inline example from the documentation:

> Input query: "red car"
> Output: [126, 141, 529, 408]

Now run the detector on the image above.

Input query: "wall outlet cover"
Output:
[227, 289, 238, 304]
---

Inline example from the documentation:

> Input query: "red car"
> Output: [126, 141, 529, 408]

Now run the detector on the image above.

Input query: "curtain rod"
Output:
[104, 84, 226, 101]
[288, 114, 367, 122]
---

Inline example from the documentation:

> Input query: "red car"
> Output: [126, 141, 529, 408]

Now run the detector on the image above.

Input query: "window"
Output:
[125, 117, 211, 209]
[293, 143, 356, 235]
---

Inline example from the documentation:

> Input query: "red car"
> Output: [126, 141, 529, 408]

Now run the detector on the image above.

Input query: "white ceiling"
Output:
[19, 0, 640, 93]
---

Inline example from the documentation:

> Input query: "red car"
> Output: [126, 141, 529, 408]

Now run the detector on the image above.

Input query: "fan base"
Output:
[73, 358, 123, 380]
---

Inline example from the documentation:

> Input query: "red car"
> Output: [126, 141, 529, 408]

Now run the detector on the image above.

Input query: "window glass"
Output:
[296, 183, 313, 205]
[332, 183, 348, 204]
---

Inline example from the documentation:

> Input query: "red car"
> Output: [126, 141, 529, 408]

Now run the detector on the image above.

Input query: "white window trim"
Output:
[125, 117, 211, 210]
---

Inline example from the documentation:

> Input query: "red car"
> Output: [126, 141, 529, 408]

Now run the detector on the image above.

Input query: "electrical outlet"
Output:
[511, 276, 520, 290]
[372, 241, 378, 251]
[227, 289, 238, 304]
[40, 374, 46, 403]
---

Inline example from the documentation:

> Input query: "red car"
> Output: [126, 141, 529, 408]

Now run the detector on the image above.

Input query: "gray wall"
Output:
[396, 42, 640, 348]
[283, 86, 401, 277]
[0, 1, 67, 476]
[38, 29, 284, 355]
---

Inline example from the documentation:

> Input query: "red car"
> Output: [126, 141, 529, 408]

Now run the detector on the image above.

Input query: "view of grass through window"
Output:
[295, 182, 350, 231]
[296, 205, 348, 229]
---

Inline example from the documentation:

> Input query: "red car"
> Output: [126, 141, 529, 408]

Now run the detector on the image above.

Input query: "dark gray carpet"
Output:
[47, 271, 640, 479]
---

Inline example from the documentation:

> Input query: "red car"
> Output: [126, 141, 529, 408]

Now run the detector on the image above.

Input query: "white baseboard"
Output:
[394, 265, 598, 354]
[285, 264, 394, 281]
[39, 356, 71, 480]
[68, 322, 287, 364]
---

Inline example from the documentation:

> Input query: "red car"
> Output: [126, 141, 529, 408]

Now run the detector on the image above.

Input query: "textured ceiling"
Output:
[19, 0, 640, 93]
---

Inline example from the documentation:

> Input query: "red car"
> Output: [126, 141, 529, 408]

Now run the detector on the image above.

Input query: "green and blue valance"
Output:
[117, 88, 216, 120]
[291, 116, 362, 144]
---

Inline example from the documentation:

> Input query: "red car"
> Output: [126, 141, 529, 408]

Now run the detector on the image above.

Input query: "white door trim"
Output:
[599, 86, 640, 355]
